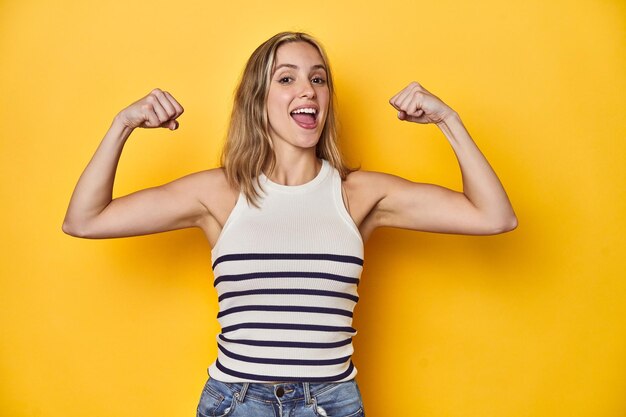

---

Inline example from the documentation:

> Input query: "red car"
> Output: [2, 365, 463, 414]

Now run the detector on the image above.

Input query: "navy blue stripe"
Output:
[217, 343, 351, 366]
[221, 322, 356, 334]
[217, 305, 353, 319]
[218, 288, 359, 303]
[212, 253, 363, 269]
[218, 334, 352, 349]
[214, 271, 359, 287]
[215, 359, 355, 382]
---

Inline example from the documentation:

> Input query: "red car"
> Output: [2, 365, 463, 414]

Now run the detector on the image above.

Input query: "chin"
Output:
[298, 134, 322, 149]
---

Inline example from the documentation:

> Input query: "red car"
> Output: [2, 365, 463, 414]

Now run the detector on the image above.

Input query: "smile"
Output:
[290, 107, 318, 129]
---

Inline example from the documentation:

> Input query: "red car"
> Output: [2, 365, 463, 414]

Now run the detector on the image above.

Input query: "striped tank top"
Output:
[207, 159, 364, 383]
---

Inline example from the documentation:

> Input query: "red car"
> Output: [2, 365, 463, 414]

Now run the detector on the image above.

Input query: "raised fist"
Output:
[117, 88, 184, 130]
[389, 82, 454, 124]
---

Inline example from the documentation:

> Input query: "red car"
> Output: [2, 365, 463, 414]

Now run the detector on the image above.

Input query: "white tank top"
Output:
[207, 159, 364, 382]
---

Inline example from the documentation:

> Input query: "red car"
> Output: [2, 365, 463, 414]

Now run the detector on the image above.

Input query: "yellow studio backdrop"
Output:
[1, 0, 624, 416]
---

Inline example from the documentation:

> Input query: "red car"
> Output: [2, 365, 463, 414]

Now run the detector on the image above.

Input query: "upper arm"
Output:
[69, 169, 226, 239]
[349, 171, 505, 236]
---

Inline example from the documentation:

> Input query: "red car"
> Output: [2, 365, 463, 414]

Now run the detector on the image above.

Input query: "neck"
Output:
[266, 149, 322, 186]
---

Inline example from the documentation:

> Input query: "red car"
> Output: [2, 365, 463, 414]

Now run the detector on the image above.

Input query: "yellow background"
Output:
[1, 0, 624, 416]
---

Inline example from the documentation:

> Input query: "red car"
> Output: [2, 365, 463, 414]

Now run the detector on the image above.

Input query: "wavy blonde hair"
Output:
[221, 31, 354, 206]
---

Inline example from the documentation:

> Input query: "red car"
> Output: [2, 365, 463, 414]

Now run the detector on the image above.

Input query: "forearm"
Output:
[62, 115, 134, 235]
[436, 112, 517, 229]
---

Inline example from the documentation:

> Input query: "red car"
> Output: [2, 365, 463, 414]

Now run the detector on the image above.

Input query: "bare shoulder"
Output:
[345, 169, 432, 200]
[178, 167, 239, 246]
[187, 167, 239, 218]
[187, 167, 232, 193]
[344, 169, 404, 187]
[180, 166, 228, 185]
[342, 170, 393, 230]
[342, 169, 433, 237]
[344, 169, 409, 199]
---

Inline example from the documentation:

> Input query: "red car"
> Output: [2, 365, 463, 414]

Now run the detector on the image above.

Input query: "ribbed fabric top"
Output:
[208, 159, 364, 383]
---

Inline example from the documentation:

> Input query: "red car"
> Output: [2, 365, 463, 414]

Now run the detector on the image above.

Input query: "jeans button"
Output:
[276, 387, 285, 397]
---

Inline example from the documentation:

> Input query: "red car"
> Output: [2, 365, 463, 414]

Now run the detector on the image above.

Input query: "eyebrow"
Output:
[272, 63, 327, 74]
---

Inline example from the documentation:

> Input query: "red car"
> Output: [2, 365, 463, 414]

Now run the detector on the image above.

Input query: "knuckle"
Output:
[163, 91, 176, 102]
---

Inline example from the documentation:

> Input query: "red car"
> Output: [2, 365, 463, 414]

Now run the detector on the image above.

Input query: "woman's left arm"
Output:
[364, 82, 517, 236]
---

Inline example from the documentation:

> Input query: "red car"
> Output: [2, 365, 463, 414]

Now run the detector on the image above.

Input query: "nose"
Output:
[298, 79, 316, 99]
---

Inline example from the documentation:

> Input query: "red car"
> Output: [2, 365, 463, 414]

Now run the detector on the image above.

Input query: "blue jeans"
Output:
[196, 375, 366, 417]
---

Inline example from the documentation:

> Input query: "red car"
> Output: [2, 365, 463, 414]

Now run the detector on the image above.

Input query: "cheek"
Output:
[267, 92, 289, 115]
[318, 88, 330, 108]
[266, 97, 280, 118]
[266, 96, 291, 132]
[319, 92, 330, 118]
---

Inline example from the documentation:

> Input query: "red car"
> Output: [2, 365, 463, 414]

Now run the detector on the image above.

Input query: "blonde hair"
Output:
[221, 31, 354, 206]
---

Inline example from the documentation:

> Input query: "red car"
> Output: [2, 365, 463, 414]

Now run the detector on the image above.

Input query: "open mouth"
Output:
[290, 107, 318, 129]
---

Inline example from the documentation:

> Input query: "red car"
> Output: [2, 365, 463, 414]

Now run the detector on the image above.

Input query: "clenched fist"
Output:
[116, 88, 184, 131]
[389, 82, 455, 124]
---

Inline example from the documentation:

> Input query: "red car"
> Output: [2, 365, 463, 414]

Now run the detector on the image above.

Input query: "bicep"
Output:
[81, 172, 211, 239]
[372, 175, 494, 235]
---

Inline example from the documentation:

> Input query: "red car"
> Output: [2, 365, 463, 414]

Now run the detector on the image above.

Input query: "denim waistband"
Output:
[213, 379, 354, 404]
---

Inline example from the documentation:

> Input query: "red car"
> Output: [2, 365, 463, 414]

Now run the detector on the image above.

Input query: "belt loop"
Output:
[303, 382, 312, 405]
[237, 382, 249, 403]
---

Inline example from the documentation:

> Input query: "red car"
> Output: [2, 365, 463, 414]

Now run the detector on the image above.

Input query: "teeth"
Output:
[291, 108, 317, 114]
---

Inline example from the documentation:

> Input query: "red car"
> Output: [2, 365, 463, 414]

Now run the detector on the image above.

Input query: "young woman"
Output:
[63, 32, 516, 417]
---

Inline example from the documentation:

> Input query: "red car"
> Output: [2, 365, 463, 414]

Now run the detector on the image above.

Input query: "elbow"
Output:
[62, 220, 81, 237]
[475, 212, 518, 235]
[62, 219, 92, 238]
[508, 215, 519, 231]
[490, 214, 518, 234]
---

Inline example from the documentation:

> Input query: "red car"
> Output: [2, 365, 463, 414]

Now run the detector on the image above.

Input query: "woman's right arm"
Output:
[62, 88, 215, 239]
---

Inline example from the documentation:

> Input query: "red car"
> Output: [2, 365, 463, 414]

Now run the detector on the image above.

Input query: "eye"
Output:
[278, 76, 293, 84]
[312, 77, 326, 85]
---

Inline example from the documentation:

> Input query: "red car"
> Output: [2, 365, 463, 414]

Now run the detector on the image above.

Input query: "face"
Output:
[266, 41, 330, 153]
